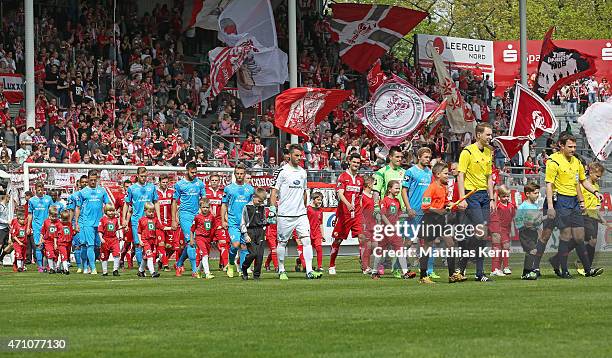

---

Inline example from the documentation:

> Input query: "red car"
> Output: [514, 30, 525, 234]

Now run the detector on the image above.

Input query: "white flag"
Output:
[578, 98, 612, 160]
[218, 0, 277, 48]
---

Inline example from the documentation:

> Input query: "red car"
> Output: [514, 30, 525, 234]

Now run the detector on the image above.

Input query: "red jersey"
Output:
[99, 216, 120, 240]
[205, 187, 224, 219]
[138, 216, 163, 242]
[41, 218, 63, 242]
[335, 171, 364, 218]
[361, 192, 376, 229]
[191, 213, 215, 240]
[307, 206, 323, 239]
[156, 188, 174, 225]
[380, 196, 401, 224]
[497, 201, 516, 229]
[60, 221, 74, 245]
[10, 219, 28, 244]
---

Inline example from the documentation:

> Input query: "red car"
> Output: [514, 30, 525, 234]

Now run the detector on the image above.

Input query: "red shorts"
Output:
[332, 215, 363, 240]
[166, 229, 184, 250]
[142, 238, 157, 259]
[101, 238, 120, 260]
[377, 235, 403, 251]
[123, 225, 133, 243]
[14, 243, 26, 260]
[214, 227, 228, 244]
[43, 241, 57, 259]
[196, 238, 212, 257]
[266, 225, 277, 243]
[58, 244, 71, 261]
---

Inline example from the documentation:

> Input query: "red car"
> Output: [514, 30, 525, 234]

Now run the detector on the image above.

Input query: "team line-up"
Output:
[6, 123, 608, 282]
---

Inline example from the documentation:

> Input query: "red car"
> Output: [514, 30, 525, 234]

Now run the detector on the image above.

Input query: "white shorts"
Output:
[277, 215, 310, 243]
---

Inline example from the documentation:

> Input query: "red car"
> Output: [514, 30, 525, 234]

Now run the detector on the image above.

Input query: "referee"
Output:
[457, 123, 495, 282]
[543, 133, 603, 278]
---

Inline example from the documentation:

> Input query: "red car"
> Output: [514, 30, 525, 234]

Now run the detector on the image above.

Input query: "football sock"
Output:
[102, 261, 108, 274]
[35, 247, 43, 267]
[80, 246, 88, 269]
[558, 240, 570, 273]
[419, 254, 429, 278]
[587, 244, 596, 266]
[87, 246, 96, 271]
[533, 241, 547, 269]
[303, 244, 314, 273]
[277, 241, 287, 272]
[17, 259, 23, 269]
[457, 240, 469, 272]
[113, 257, 120, 271]
[314, 244, 323, 269]
[574, 241, 591, 272]
[186, 246, 197, 273]
[502, 246, 510, 269]
[176, 246, 188, 267]
[138, 257, 146, 272]
[239, 249, 248, 267]
[48, 259, 55, 270]
[94, 246, 100, 261]
[202, 255, 210, 274]
[329, 241, 341, 267]
[228, 246, 238, 264]
[427, 255, 435, 274]
[74, 248, 81, 267]
[135, 247, 143, 266]
[491, 242, 501, 272]
[219, 244, 228, 267]
[297, 245, 306, 267]
[146, 258, 155, 274]
[523, 254, 535, 275]
[265, 252, 272, 267]
[447, 257, 456, 276]
[62, 261, 69, 271]
[475, 240, 485, 276]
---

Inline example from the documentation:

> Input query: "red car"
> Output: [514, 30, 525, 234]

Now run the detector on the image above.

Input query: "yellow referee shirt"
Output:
[581, 182, 600, 219]
[458, 143, 492, 191]
[544, 152, 585, 197]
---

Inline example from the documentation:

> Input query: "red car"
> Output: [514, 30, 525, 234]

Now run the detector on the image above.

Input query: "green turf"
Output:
[1, 255, 611, 358]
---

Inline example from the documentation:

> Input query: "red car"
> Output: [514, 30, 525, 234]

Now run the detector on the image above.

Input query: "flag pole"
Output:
[25, 0, 35, 128]
[288, 0, 298, 144]
[519, 0, 530, 162]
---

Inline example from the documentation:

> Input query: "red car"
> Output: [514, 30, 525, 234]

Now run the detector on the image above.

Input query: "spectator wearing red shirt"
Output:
[241, 134, 255, 160]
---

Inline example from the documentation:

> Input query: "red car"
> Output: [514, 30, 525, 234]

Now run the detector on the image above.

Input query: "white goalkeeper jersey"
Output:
[273, 163, 307, 217]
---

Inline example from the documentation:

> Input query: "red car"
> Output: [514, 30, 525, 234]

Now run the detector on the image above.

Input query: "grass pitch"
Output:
[1, 255, 611, 358]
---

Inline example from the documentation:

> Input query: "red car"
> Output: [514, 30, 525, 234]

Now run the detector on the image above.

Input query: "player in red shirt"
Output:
[264, 206, 278, 272]
[137, 203, 170, 278]
[40, 206, 63, 274]
[58, 211, 73, 275]
[117, 179, 134, 269]
[99, 204, 121, 276]
[206, 174, 229, 271]
[10, 210, 28, 272]
[190, 198, 216, 279]
[371, 180, 415, 280]
[307, 192, 324, 272]
[489, 185, 516, 276]
[329, 153, 365, 275]
[155, 174, 175, 271]
[360, 176, 376, 274]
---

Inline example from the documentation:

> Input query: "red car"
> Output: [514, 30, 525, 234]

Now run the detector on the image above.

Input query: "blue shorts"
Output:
[79, 226, 98, 247]
[228, 226, 244, 245]
[33, 227, 42, 245]
[463, 190, 490, 237]
[554, 194, 584, 229]
[179, 212, 196, 243]
[403, 215, 423, 242]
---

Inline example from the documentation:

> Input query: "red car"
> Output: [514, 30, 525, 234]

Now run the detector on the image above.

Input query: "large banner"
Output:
[416, 34, 495, 83]
[0, 73, 25, 103]
[494, 39, 612, 95]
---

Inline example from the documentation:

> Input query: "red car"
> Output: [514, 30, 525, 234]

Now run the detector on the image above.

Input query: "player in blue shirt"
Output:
[66, 175, 88, 272]
[399, 148, 433, 275]
[123, 167, 158, 266]
[50, 190, 66, 214]
[26, 182, 53, 271]
[172, 162, 207, 276]
[75, 170, 110, 275]
[221, 164, 255, 278]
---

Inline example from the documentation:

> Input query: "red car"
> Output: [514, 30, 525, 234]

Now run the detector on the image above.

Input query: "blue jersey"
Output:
[66, 193, 78, 211]
[28, 195, 53, 228]
[222, 183, 255, 227]
[76, 186, 110, 227]
[402, 165, 432, 215]
[173, 178, 207, 216]
[125, 182, 158, 222]
[51, 200, 66, 214]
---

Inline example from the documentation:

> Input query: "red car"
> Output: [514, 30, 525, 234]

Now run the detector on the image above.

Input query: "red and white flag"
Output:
[533, 27, 597, 100]
[493, 83, 558, 159]
[429, 43, 475, 133]
[184, 0, 231, 31]
[367, 59, 386, 95]
[0, 73, 24, 103]
[328, 3, 427, 73]
[356, 75, 440, 148]
[207, 37, 256, 98]
[274, 87, 352, 139]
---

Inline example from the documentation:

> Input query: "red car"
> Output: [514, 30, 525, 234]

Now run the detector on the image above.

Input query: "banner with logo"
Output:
[493, 38, 612, 95]
[0, 73, 25, 103]
[416, 34, 495, 83]
[356, 75, 440, 148]
[367, 59, 387, 95]
[492, 83, 558, 159]
[578, 98, 612, 161]
[208, 36, 257, 98]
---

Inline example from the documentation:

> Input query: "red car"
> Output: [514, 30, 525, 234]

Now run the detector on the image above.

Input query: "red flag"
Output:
[207, 37, 256, 97]
[328, 3, 427, 73]
[367, 59, 386, 95]
[417, 99, 447, 137]
[493, 83, 558, 159]
[274, 87, 352, 139]
[533, 27, 597, 100]
[356, 76, 439, 148]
